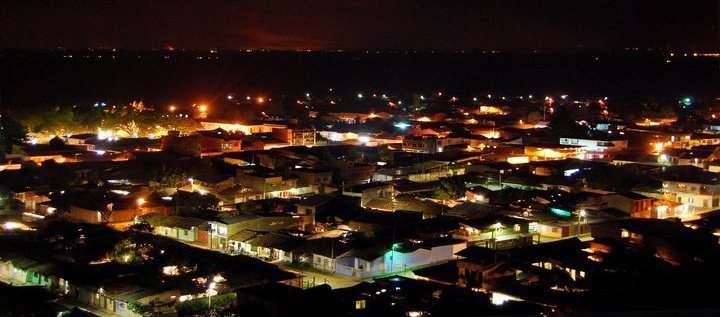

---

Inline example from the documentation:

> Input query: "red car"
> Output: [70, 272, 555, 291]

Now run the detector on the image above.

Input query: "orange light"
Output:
[257, 97, 265, 104]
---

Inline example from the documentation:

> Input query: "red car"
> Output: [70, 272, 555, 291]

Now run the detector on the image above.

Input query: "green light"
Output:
[550, 207, 572, 217]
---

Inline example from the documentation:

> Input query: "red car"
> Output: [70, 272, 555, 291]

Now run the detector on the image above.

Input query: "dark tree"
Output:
[0, 111, 28, 155]
[433, 177, 466, 202]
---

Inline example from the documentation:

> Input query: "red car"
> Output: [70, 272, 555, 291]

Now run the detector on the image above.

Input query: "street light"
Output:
[175, 180, 187, 215]
[135, 198, 145, 224]
[207, 282, 216, 310]
[577, 209, 586, 235]
[499, 169, 504, 188]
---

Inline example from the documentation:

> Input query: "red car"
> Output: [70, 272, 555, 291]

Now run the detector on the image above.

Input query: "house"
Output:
[206, 214, 260, 251]
[402, 135, 468, 154]
[198, 120, 282, 135]
[558, 135, 628, 159]
[590, 218, 720, 266]
[498, 174, 545, 190]
[540, 175, 583, 193]
[195, 128, 244, 154]
[291, 237, 353, 273]
[602, 192, 653, 217]
[240, 135, 292, 151]
[454, 214, 535, 249]
[160, 131, 201, 156]
[227, 229, 264, 255]
[0, 251, 39, 286]
[66, 133, 98, 149]
[656, 165, 720, 215]
[532, 215, 590, 239]
[364, 194, 445, 219]
[393, 178, 438, 196]
[347, 210, 422, 239]
[12, 189, 52, 214]
[523, 143, 579, 161]
[343, 181, 394, 208]
[98, 279, 180, 316]
[455, 237, 592, 296]
[138, 213, 207, 243]
[69, 191, 173, 228]
[611, 152, 661, 166]
[334, 245, 390, 279]
[236, 168, 299, 199]
[187, 165, 236, 195]
[668, 132, 720, 149]
[330, 161, 377, 187]
[295, 193, 337, 217]
[271, 127, 316, 146]
[660, 147, 720, 168]
[234, 282, 335, 317]
[292, 167, 333, 190]
[208, 213, 308, 251]
[18, 143, 87, 164]
[334, 235, 468, 279]
[247, 232, 307, 263]
[444, 201, 495, 219]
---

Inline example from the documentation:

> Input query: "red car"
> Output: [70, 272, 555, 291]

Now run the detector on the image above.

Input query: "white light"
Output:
[393, 122, 411, 130]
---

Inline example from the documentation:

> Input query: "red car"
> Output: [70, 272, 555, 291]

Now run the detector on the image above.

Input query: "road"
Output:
[275, 262, 368, 289]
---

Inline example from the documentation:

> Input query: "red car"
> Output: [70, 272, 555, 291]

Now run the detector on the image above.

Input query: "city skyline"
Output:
[0, 0, 717, 51]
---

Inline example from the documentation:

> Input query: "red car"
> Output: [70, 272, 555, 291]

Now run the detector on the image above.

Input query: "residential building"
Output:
[657, 165, 720, 215]
[272, 127, 316, 146]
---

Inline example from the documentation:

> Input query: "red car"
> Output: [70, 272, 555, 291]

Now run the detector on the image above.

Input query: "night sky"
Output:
[0, 0, 717, 51]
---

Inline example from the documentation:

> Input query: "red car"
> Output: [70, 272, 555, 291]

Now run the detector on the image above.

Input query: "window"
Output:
[356, 300, 366, 309]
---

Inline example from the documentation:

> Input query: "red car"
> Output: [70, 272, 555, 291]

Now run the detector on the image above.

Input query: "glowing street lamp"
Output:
[135, 198, 145, 224]
[577, 209, 587, 235]
[207, 282, 216, 310]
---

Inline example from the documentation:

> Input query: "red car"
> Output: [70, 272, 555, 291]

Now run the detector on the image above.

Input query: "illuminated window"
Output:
[513, 224, 521, 232]
[621, 230, 629, 238]
[356, 300, 366, 310]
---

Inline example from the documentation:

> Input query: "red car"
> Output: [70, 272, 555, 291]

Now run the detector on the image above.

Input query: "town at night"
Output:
[1, 1, 720, 317]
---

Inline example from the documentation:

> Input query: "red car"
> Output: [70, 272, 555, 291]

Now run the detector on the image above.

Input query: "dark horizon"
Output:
[1, 49, 718, 111]
[0, 0, 717, 52]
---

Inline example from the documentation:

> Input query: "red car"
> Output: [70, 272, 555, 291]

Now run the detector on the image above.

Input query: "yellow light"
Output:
[169, 105, 176, 112]
[257, 97, 265, 103]
[654, 143, 664, 152]
[199, 104, 207, 112]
